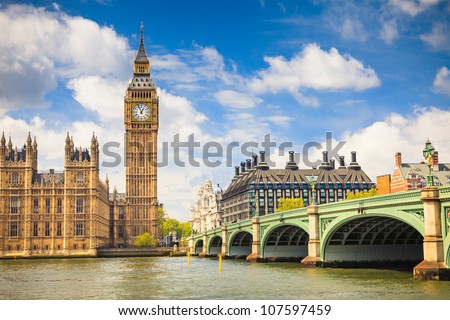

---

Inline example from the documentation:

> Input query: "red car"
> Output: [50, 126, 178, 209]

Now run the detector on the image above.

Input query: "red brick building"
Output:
[378, 149, 450, 194]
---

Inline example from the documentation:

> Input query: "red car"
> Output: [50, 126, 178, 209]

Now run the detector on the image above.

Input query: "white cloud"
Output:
[389, 0, 441, 16]
[420, 22, 450, 52]
[265, 115, 292, 126]
[433, 66, 450, 95]
[0, 4, 132, 112]
[67, 76, 128, 121]
[248, 43, 380, 106]
[340, 18, 368, 42]
[214, 90, 262, 109]
[338, 107, 450, 180]
[153, 45, 244, 88]
[380, 19, 399, 44]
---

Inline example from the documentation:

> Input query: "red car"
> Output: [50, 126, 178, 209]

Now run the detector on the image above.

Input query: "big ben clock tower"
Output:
[124, 23, 159, 240]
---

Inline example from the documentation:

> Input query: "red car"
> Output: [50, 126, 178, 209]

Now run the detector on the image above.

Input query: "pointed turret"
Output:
[26, 132, 32, 146]
[7, 136, 12, 152]
[0, 132, 5, 159]
[133, 22, 150, 75]
[1, 132, 5, 147]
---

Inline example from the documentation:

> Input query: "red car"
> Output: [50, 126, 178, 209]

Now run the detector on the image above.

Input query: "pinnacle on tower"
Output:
[135, 21, 149, 63]
[26, 132, 32, 146]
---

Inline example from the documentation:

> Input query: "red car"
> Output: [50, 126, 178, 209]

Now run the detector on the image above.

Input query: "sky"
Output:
[0, 0, 449, 221]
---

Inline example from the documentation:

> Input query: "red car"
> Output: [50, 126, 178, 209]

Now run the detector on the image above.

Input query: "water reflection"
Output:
[0, 257, 449, 300]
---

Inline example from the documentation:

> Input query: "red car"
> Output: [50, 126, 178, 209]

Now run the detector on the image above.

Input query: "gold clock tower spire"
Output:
[124, 23, 159, 241]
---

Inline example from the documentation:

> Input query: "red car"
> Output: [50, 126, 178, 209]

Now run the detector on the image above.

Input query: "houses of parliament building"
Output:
[0, 25, 159, 258]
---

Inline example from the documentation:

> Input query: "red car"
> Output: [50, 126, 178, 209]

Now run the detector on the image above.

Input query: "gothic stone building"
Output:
[0, 25, 160, 256]
[0, 133, 110, 257]
[221, 150, 375, 224]
[190, 179, 223, 233]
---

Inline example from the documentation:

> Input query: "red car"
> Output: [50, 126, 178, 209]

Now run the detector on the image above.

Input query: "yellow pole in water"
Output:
[219, 254, 223, 272]
[188, 251, 191, 266]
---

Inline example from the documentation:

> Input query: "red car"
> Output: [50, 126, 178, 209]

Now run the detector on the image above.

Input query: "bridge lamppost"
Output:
[307, 176, 318, 205]
[423, 139, 435, 187]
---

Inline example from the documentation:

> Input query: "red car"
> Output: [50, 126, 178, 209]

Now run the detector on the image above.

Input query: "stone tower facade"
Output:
[0, 132, 110, 257]
[124, 24, 159, 239]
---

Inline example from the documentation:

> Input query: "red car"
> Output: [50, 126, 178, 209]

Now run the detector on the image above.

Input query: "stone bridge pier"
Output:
[189, 186, 450, 280]
[413, 187, 450, 280]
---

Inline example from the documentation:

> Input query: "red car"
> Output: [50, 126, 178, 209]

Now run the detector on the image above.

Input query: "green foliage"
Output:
[162, 218, 180, 237]
[276, 197, 305, 212]
[178, 222, 192, 238]
[157, 207, 166, 238]
[134, 232, 157, 248]
[345, 188, 378, 200]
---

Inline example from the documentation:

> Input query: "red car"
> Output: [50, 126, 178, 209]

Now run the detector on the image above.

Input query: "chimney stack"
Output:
[246, 159, 252, 171]
[285, 150, 298, 170]
[252, 154, 258, 167]
[351, 151, 357, 163]
[319, 151, 332, 170]
[432, 151, 439, 171]
[234, 166, 239, 176]
[240, 161, 246, 174]
[348, 151, 361, 170]
[395, 152, 402, 167]
[258, 151, 269, 170]
[259, 151, 265, 163]
[339, 156, 346, 169]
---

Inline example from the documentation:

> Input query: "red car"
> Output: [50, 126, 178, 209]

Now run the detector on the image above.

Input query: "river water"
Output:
[0, 257, 449, 300]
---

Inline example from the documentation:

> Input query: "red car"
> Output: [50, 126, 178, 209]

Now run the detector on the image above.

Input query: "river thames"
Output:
[1, 256, 450, 300]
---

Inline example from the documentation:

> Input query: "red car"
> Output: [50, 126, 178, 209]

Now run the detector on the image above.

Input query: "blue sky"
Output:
[0, 0, 449, 220]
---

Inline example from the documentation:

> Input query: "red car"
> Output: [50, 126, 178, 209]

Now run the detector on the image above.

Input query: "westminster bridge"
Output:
[189, 186, 450, 280]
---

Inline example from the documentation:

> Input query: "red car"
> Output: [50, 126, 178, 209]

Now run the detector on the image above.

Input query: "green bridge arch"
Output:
[320, 210, 425, 262]
[260, 221, 309, 258]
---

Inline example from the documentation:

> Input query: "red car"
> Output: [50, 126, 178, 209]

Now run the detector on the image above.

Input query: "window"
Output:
[76, 172, 84, 185]
[10, 197, 20, 214]
[33, 198, 39, 213]
[11, 172, 19, 185]
[44, 221, 50, 237]
[56, 221, 62, 237]
[74, 221, 85, 236]
[286, 190, 291, 198]
[33, 221, 38, 237]
[118, 207, 124, 220]
[57, 198, 62, 213]
[75, 197, 85, 214]
[9, 222, 20, 237]
[45, 245, 49, 251]
[45, 198, 51, 214]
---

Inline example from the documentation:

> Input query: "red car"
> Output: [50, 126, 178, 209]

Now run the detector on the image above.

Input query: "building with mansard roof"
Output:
[221, 150, 374, 224]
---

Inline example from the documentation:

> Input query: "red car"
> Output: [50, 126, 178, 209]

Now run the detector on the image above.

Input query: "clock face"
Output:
[132, 103, 150, 121]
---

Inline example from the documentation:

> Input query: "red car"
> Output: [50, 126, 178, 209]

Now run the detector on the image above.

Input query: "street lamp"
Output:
[423, 139, 435, 187]
[307, 175, 318, 205]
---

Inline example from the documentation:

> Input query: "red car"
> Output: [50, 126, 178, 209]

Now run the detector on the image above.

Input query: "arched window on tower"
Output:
[11, 172, 19, 185]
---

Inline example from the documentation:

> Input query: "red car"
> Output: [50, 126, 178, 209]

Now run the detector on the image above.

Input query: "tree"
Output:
[162, 218, 180, 237]
[345, 188, 378, 200]
[178, 222, 192, 238]
[134, 232, 157, 248]
[157, 207, 166, 238]
[276, 197, 305, 212]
